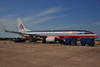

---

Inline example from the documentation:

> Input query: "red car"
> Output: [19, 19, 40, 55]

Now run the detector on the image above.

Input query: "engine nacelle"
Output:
[46, 37, 56, 42]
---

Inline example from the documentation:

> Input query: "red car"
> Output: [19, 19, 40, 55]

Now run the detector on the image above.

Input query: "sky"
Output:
[0, 0, 100, 39]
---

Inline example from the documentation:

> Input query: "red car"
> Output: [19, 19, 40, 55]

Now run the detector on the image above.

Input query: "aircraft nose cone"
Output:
[95, 35, 99, 38]
[97, 35, 99, 37]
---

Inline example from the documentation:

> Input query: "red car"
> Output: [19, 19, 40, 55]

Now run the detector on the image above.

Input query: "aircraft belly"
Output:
[42, 34, 99, 38]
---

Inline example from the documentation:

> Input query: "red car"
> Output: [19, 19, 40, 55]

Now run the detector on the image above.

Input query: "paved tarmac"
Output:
[0, 41, 100, 67]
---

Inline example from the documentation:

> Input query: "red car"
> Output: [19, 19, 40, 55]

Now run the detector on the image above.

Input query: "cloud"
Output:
[37, 7, 66, 17]
[5, 14, 20, 18]
[20, 15, 35, 23]
[0, 7, 70, 30]
[94, 22, 100, 25]
[32, 16, 56, 24]
[20, 7, 69, 25]
[0, 7, 5, 11]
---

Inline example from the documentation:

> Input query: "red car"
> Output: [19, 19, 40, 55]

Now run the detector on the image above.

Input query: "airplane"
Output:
[2, 18, 99, 45]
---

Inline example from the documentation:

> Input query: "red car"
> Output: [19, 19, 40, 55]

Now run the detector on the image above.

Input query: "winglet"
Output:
[1, 24, 8, 32]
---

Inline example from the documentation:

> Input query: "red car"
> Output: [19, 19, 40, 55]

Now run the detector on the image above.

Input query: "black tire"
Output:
[74, 44, 77, 46]
[43, 41, 46, 43]
[82, 44, 85, 46]
[89, 44, 94, 46]
[65, 43, 68, 45]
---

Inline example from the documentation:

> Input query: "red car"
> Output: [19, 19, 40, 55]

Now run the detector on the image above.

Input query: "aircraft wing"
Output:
[2, 24, 46, 38]
[2, 24, 24, 35]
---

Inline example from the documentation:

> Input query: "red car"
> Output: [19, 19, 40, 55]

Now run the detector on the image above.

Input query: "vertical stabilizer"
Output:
[17, 18, 30, 32]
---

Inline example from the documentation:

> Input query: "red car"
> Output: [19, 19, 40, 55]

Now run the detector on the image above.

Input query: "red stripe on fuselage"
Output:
[42, 35, 99, 37]
[23, 35, 29, 37]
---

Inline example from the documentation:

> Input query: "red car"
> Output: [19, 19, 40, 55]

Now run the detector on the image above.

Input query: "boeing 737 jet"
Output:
[2, 18, 99, 45]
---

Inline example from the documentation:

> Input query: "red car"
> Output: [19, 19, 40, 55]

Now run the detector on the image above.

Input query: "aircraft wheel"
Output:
[43, 40, 46, 43]
[89, 44, 94, 46]
[74, 44, 77, 46]
[82, 44, 85, 46]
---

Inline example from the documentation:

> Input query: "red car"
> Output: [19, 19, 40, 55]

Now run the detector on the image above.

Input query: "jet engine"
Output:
[46, 36, 57, 42]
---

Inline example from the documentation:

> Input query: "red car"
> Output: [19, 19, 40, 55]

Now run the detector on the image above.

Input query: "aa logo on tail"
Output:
[19, 24, 24, 29]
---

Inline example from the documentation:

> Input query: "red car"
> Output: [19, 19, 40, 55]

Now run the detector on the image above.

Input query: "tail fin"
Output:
[17, 18, 30, 32]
